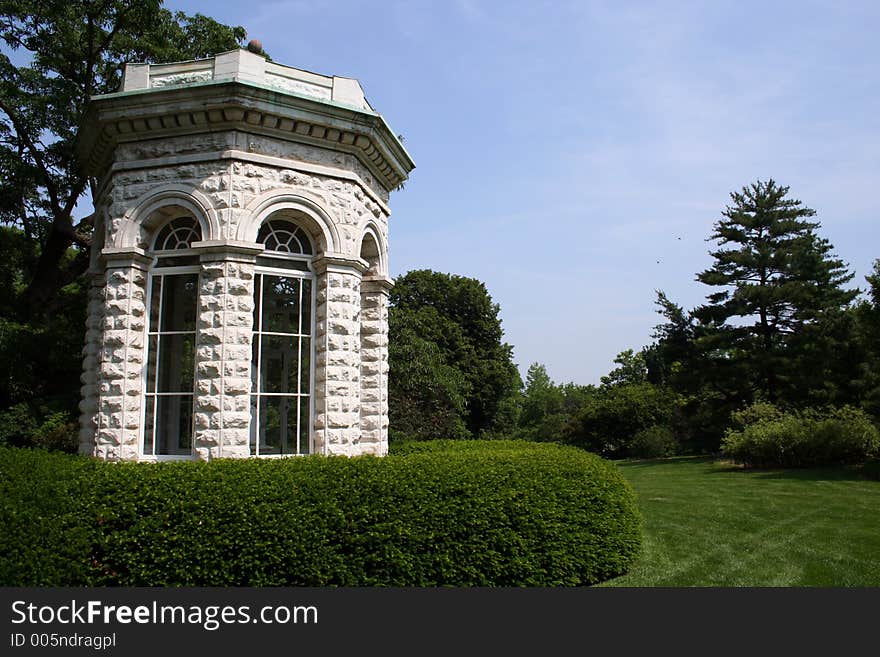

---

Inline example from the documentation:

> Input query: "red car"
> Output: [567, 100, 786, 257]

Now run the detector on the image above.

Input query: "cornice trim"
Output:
[80, 81, 414, 193]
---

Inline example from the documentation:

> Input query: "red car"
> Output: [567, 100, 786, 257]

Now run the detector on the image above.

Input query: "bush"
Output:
[630, 425, 679, 459]
[0, 402, 79, 453]
[0, 442, 641, 586]
[729, 402, 784, 430]
[722, 404, 880, 468]
[562, 383, 684, 458]
[0, 447, 98, 585]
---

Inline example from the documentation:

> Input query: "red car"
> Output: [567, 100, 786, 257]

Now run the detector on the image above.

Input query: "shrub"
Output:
[630, 425, 679, 459]
[0, 442, 641, 587]
[722, 404, 880, 468]
[562, 383, 684, 458]
[0, 401, 79, 453]
[0, 447, 98, 585]
[729, 402, 784, 430]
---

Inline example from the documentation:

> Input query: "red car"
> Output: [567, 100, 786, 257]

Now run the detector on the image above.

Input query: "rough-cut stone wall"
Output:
[359, 279, 390, 455]
[314, 260, 364, 455]
[92, 256, 149, 460]
[78, 273, 105, 455]
[193, 252, 257, 460]
[229, 162, 387, 251]
[105, 161, 227, 247]
[237, 134, 391, 205]
[85, 129, 394, 461]
[105, 155, 389, 256]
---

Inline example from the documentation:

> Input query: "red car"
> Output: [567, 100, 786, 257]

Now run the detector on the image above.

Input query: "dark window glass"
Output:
[257, 220, 313, 255]
[154, 217, 202, 251]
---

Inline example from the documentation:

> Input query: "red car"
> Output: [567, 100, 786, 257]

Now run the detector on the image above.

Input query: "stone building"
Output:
[77, 48, 414, 461]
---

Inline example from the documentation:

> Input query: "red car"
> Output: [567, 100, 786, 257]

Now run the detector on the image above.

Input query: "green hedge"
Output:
[722, 404, 880, 468]
[0, 441, 641, 586]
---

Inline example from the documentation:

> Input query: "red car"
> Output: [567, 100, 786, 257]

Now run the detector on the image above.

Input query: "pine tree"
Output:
[692, 179, 857, 404]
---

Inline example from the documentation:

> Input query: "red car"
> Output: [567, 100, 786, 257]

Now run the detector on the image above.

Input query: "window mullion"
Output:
[152, 275, 165, 456]
[256, 274, 264, 456]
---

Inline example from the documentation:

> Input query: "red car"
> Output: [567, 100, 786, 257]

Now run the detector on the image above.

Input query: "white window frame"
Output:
[140, 216, 201, 461]
[251, 250, 317, 457]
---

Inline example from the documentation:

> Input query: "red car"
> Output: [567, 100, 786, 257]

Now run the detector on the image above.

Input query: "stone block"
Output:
[199, 395, 222, 412]
[223, 428, 250, 446]
[194, 412, 212, 430]
[225, 377, 251, 395]
[198, 361, 221, 378]
[195, 429, 220, 446]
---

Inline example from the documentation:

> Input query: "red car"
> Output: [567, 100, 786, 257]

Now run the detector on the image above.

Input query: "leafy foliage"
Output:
[722, 404, 880, 468]
[0, 1, 247, 317]
[601, 349, 648, 387]
[389, 270, 521, 440]
[0, 3, 246, 444]
[513, 363, 596, 443]
[630, 425, 679, 459]
[563, 383, 684, 458]
[388, 314, 470, 442]
[640, 180, 869, 451]
[0, 443, 642, 586]
[0, 445, 98, 585]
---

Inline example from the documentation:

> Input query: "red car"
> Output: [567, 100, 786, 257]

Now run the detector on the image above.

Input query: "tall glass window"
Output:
[251, 219, 314, 455]
[143, 216, 201, 457]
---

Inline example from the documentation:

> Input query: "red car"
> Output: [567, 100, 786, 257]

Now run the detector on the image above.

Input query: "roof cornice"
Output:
[79, 79, 415, 193]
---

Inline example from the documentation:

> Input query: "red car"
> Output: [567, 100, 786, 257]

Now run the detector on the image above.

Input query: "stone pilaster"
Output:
[78, 271, 106, 455]
[93, 248, 151, 461]
[192, 241, 262, 460]
[313, 255, 366, 455]
[359, 276, 392, 456]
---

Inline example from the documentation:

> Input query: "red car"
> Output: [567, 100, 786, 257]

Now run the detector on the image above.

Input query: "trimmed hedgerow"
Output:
[0, 446, 99, 585]
[0, 442, 641, 586]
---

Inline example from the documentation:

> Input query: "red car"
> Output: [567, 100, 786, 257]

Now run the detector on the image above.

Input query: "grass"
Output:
[601, 457, 880, 587]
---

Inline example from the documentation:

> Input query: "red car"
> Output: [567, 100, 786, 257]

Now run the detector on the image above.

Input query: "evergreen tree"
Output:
[518, 363, 565, 441]
[692, 179, 857, 404]
[851, 260, 880, 417]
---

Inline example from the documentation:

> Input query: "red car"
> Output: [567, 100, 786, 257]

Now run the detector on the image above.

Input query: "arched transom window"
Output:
[154, 216, 201, 251]
[257, 220, 314, 255]
[143, 216, 202, 458]
[251, 218, 315, 456]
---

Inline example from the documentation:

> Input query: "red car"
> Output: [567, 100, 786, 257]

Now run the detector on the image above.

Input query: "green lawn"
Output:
[601, 457, 880, 587]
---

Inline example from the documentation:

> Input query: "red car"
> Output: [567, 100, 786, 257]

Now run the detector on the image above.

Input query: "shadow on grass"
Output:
[616, 456, 877, 483]
[708, 463, 871, 482]
[615, 456, 714, 469]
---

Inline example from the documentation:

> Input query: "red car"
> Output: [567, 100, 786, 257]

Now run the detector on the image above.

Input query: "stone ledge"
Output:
[192, 239, 265, 261]
[81, 80, 414, 193]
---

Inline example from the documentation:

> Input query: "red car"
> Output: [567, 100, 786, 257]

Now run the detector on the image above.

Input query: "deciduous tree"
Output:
[0, 1, 247, 318]
[389, 270, 521, 439]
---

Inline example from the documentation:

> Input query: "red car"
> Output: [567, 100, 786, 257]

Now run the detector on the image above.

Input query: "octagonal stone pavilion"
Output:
[76, 48, 414, 461]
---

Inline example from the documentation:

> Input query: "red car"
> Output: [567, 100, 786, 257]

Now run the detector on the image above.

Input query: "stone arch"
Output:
[240, 191, 339, 254]
[358, 222, 387, 276]
[113, 185, 219, 250]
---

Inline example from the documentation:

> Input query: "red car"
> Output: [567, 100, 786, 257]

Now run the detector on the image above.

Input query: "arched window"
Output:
[251, 217, 314, 456]
[154, 216, 201, 251]
[143, 216, 202, 458]
[257, 220, 313, 255]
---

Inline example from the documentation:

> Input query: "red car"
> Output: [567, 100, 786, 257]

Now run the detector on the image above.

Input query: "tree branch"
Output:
[0, 98, 65, 223]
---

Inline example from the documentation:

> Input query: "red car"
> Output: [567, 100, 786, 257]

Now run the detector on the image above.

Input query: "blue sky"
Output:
[175, 0, 879, 385]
